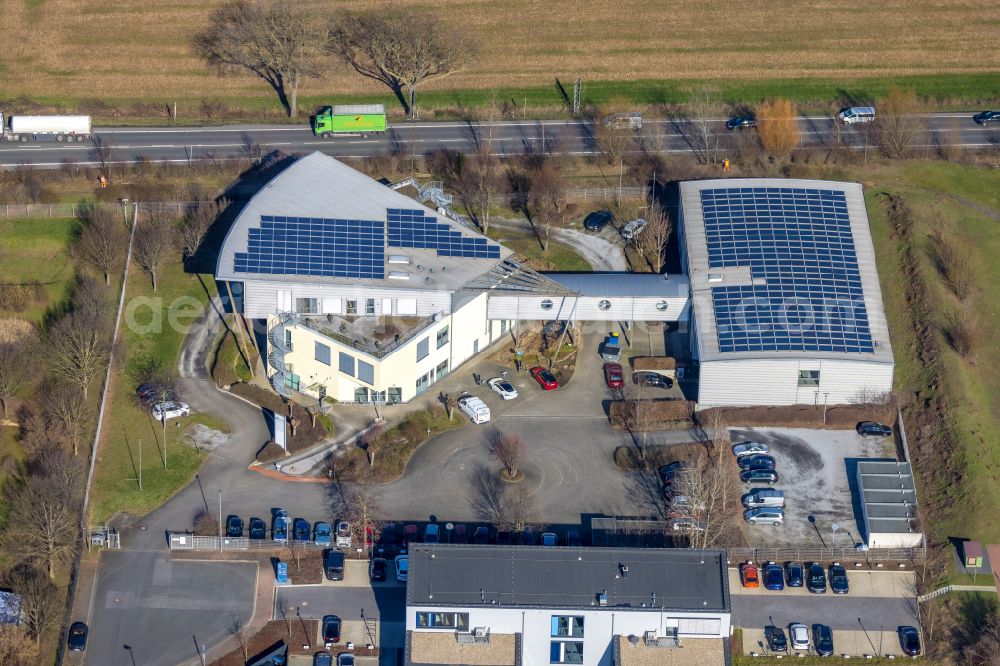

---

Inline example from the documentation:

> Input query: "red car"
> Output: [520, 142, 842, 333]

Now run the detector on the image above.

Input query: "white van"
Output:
[838, 106, 876, 125]
[458, 395, 491, 424]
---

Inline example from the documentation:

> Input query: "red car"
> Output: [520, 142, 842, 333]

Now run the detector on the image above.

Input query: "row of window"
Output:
[416, 326, 449, 361]
[537, 299, 670, 312]
[314, 341, 375, 385]
[297, 297, 378, 316]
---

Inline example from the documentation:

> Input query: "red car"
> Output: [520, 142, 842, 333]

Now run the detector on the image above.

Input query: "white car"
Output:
[790, 623, 809, 651]
[488, 377, 518, 400]
[732, 441, 769, 458]
[151, 400, 190, 421]
[395, 555, 409, 581]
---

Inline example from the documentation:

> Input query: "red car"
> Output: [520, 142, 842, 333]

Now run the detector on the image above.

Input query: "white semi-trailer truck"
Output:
[0, 113, 92, 142]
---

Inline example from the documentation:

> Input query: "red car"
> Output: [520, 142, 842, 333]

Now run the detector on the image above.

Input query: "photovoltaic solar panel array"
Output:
[700, 187, 874, 354]
[387, 208, 501, 259]
[233, 215, 385, 279]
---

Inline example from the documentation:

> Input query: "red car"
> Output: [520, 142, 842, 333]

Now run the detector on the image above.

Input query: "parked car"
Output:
[314, 521, 332, 546]
[473, 526, 491, 544]
[530, 366, 559, 390]
[293, 518, 311, 542]
[151, 400, 190, 421]
[737, 454, 776, 471]
[829, 563, 849, 594]
[807, 562, 827, 593]
[765, 625, 787, 653]
[745, 508, 784, 526]
[741, 469, 778, 485]
[566, 529, 582, 547]
[322, 614, 341, 646]
[583, 210, 613, 232]
[370, 557, 387, 582]
[898, 625, 921, 656]
[668, 517, 706, 532]
[458, 395, 491, 424]
[272, 510, 289, 542]
[335, 521, 352, 548]
[541, 532, 558, 546]
[856, 421, 892, 437]
[603, 362, 624, 390]
[726, 115, 756, 130]
[620, 217, 648, 241]
[732, 441, 768, 458]
[67, 621, 88, 651]
[225, 515, 243, 538]
[395, 555, 409, 581]
[136, 383, 177, 406]
[790, 623, 810, 651]
[973, 110, 1000, 125]
[813, 624, 834, 656]
[658, 460, 687, 485]
[631, 371, 673, 389]
[838, 106, 876, 125]
[742, 488, 785, 509]
[324, 549, 345, 581]
[424, 523, 440, 544]
[313, 652, 333, 666]
[403, 524, 419, 545]
[495, 530, 513, 545]
[785, 561, 804, 587]
[739, 563, 759, 588]
[248, 517, 266, 540]
[336, 653, 355, 666]
[488, 376, 518, 400]
[521, 528, 540, 545]
[763, 562, 785, 590]
[452, 523, 468, 544]
[378, 523, 398, 553]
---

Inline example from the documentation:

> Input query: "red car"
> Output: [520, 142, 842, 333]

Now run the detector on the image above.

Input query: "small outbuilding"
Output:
[856, 460, 923, 549]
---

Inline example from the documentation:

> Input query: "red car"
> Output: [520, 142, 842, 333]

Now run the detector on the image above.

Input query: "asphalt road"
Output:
[731, 593, 919, 632]
[2, 113, 996, 167]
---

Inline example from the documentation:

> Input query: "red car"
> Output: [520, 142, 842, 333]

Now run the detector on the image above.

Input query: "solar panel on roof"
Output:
[700, 187, 874, 354]
[387, 208, 501, 259]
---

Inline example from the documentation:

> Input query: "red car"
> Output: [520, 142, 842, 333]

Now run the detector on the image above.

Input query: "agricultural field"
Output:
[1, 1, 998, 119]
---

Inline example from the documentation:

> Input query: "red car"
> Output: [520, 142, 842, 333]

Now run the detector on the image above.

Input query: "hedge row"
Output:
[609, 399, 695, 431]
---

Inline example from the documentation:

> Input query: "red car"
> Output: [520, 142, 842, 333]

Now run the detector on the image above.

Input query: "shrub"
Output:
[942, 312, 978, 359]
[930, 234, 978, 300]
[193, 509, 218, 536]
[609, 399, 695, 431]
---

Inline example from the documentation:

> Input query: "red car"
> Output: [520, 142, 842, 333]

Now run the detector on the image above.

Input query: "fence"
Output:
[725, 546, 925, 565]
[0, 200, 221, 220]
[167, 532, 370, 556]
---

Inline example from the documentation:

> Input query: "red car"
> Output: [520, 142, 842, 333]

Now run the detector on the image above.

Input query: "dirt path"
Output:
[491, 217, 629, 272]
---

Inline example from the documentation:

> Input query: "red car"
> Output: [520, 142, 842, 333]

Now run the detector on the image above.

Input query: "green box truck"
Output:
[312, 104, 387, 138]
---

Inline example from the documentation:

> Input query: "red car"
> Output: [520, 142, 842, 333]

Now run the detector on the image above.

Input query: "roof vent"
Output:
[388, 255, 410, 265]
[597, 591, 608, 606]
[387, 271, 410, 280]
[708, 273, 722, 283]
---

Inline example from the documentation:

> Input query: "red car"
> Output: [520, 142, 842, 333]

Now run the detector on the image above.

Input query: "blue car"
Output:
[293, 518, 311, 542]
[272, 510, 289, 542]
[763, 562, 785, 591]
[314, 521, 332, 546]
[785, 561, 804, 587]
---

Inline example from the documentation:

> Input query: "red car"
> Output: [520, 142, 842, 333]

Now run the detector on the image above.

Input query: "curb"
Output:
[247, 464, 328, 484]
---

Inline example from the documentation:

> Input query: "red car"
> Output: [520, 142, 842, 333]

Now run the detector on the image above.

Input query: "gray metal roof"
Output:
[857, 460, 920, 535]
[679, 178, 894, 364]
[216, 152, 511, 292]
[406, 544, 729, 612]
[542, 272, 690, 299]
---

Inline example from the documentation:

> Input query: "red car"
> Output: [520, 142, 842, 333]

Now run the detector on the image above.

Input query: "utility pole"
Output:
[218, 489, 223, 551]
[823, 393, 830, 424]
[138, 437, 142, 491]
[162, 412, 168, 469]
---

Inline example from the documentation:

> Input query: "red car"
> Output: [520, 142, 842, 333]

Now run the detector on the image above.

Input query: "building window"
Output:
[436, 326, 449, 349]
[358, 360, 375, 385]
[387, 387, 402, 404]
[415, 612, 469, 630]
[315, 342, 331, 365]
[339, 352, 355, 377]
[366, 298, 376, 315]
[550, 641, 583, 664]
[354, 387, 368, 404]
[284, 328, 293, 351]
[551, 616, 584, 638]
[416, 372, 430, 395]
[283, 373, 300, 391]
[295, 298, 318, 314]
[598, 299, 611, 311]
[416, 337, 429, 361]
[435, 360, 448, 380]
[346, 300, 357, 315]
[798, 369, 820, 387]
[500, 320, 508, 334]
[656, 300, 669, 312]
[540, 299, 553, 310]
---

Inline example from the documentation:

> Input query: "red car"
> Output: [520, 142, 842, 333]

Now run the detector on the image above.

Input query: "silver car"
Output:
[790, 623, 809, 651]
[732, 441, 768, 458]
[744, 508, 785, 526]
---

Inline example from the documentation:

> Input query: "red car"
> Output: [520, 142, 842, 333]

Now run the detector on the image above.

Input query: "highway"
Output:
[0, 112, 996, 167]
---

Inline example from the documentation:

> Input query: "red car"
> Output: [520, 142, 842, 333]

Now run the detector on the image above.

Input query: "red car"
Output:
[403, 524, 418, 545]
[530, 366, 559, 390]
[603, 362, 624, 389]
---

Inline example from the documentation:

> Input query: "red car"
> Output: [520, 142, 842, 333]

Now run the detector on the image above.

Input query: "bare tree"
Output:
[344, 475, 385, 557]
[133, 210, 174, 291]
[91, 136, 114, 173]
[875, 86, 923, 158]
[963, 612, 1000, 666]
[469, 464, 510, 531]
[463, 141, 503, 234]
[527, 161, 566, 251]
[76, 207, 129, 285]
[364, 421, 385, 468]
[70, 274, 114, 326]
[3, 469, 80, 578]
[42, 383, 92, 456]
[0, 342, 30, 418]
[506, 484, 536, 532]
[682, 89, 721, 165]
[637, 195, 672, 273]
[194, 0, 332, 117]
[849, 388, 898, 425]
[47, 312, 112, 400]
[332, 10, 475, 118]
[180, 198, 223, 260]
[492, 433, 526, 478]
[0, 624, 39, 663]
[593, 120, 635, 166]
[672, 415, 740, 548]
[228, 613, 250, 663]
[2, 566, 61, 647]
[755, 98, 800, 160]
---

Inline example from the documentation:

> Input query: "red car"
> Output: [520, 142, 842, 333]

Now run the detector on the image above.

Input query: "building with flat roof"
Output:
[404, 544, 730, 666]
[856, 459, 922, 548]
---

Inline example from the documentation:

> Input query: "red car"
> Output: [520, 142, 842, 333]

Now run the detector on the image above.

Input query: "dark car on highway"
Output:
[225, 515, 243, 538]
[763, 562, 785, 591]
[632, 371, 673, 389]
[293, 518, 311, 542]
[67, 621, 88, 651]
[765, 625, 787, 653]
[974, 110, 1000, 125]
[856, 421, 892, 437]
[740, 469, 778, 485]
[785, 561, 804, 587]
[899, 626, 921, 656]
[738, 454, 776, 471]
[813, 624, 834, 656]
[370, 557, 387, 582]
[829, 563, 849, 594]
[583, 210, 613, 232]
[726, 115, 756, 130]
[248, 517, 266, 540]
[322, 614, 341, 645]
[807, 562, 827, 594]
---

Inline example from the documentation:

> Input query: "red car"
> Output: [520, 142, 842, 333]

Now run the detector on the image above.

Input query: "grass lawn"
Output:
[89, 253, 220, 524]
[0, 217, 79, 322]
[487, 225, 592, 272]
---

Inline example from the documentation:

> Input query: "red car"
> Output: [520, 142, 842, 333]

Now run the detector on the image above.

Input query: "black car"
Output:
[322, 614, 341, 645]
[807, 562, 827, 593]
[785, 561, 804, 587]
[324, 549, 345, 581]
[566, 529, 582, 547]
[973, 110, 1000, 125]
[898, 625, 921, 656]
[136, 382, 177, 406]
[813, 624, 834, 656]
[740, 469, 778, 485]
[632, 371, 673, 389]
[370, 557, 387, 582]
[658, 460, 687, 485]
[293, 518, 311, 542]
[856, 421, 892, 437]
[226, 515, 244, 538]
[765, 625, 787, 653]
[829, 563, 849, 594]
[473, 526, 491, 544]
[583, 210, 613, 232]
[248, 517, 266, 540]
[495, 530, 513, 545]
[726, 115, 756, 130]
[67, 621, 88, 651]
[737, 454, 776, 471]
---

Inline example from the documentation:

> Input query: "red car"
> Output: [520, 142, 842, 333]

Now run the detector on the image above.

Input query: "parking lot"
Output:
[730, 427, 895, 547]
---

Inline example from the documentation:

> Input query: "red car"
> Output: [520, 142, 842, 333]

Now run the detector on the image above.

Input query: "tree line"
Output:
[195, 0, 475, 119]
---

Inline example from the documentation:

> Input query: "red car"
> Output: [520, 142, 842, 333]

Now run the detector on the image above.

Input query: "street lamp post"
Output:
[218, 489, 223, 551]
[832, 522, 840, 549]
